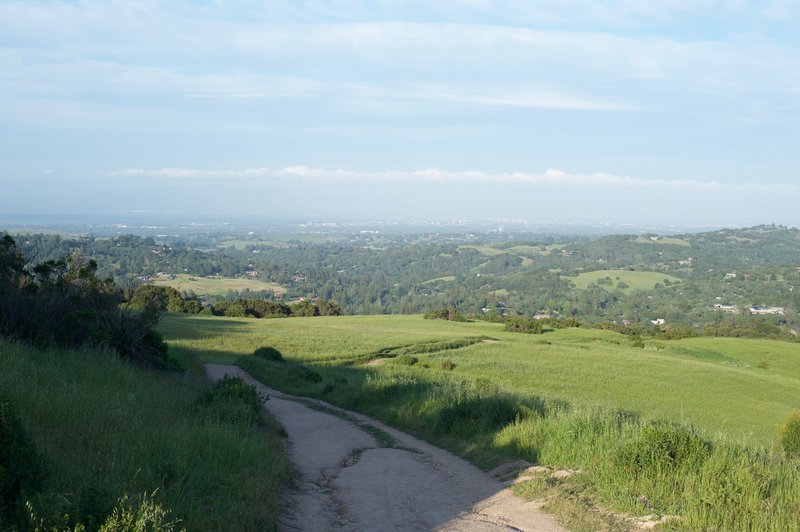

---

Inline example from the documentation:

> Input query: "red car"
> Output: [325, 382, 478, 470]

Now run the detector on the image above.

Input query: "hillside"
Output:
[10, 225, 800, 328]
[161, 313, 800, 530]
[161, 313, 800, 447]
[0, 339, 290, 530]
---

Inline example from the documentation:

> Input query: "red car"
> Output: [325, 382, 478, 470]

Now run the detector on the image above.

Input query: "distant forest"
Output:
[10, 225, 800, 330]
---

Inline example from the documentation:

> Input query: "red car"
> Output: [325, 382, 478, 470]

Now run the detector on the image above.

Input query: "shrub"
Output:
[253, 346, 284, 363]
[394, 355, 418, 366]
[423, 308, 466, 321]
[436, 396, 520, 436]
[779, 411, 800, 459]
[504, 317, 544, 334]
[195, 376, 266, 428]
[0, 235, 175, 369]
[99, 491, 181, 532]
[289, 365, 322, 384]
[614, 423, 711, 472]
[440, 359, 456, 371]
[0, 399, 45, 524]
[630, 338, 645, 349]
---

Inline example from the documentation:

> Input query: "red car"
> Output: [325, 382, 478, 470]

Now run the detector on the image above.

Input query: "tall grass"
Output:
[0, 338, 291, 530]
[238, 355, 800, 530]
[162, 314, 800, 448]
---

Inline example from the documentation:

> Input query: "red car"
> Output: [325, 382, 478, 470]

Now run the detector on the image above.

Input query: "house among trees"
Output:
[749, 305, 785, 316]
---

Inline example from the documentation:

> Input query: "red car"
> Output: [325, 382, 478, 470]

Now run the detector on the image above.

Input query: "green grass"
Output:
[0, 337, 290, 530]
[423, 275, 457, 283]
[507, 244, 563, 256]
[160, 314, 799, 448]
[634, 236, 691, 246]
[458, 244, 507, 256]
[160, 314, 800, 530]
[566, 269, 682, 292]
[160, 314, 491, 364]
[459, 245, 534, 266]
[151, 273, 285, 296]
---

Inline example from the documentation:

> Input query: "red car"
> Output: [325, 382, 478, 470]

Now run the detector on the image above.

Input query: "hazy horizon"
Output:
[1, 1, 798, 226]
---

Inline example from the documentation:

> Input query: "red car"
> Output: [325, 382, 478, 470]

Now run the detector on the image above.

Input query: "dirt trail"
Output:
[204, 364, 565, 532]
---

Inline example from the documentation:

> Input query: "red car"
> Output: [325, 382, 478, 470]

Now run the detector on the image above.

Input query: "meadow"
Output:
[0, 337, 291, 530]
[161, 313, 800, 530]
[160, 314, 798, 447]
[151, 273, 285, 296]
[567, 269, 682, 292]
[458, 244, 535, 265]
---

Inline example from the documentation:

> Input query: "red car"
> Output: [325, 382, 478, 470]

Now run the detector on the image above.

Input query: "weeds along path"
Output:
[204, 364, 564, 532]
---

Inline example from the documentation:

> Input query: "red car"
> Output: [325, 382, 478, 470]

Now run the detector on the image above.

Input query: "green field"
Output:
[507, 244, 563, 256]
[459, 245, 534, 265]
[423, 275, 457, 283]
[566, 269, 682, 292]
[459, 244, 507, 256]
[160, 313, 800, 529]
[634, 236, 691, 246]
[151, 273, 285, 296]
[160, 314, 797, 448]
[0, 338, 290, 530]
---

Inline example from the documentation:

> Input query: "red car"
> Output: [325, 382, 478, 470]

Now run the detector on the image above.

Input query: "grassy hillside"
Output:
[160, 314, 797, 448]
[151, 273, 285, 296]
[567, 269, 682, 292]
[161, 313, 800, 530]
[0, 338, 290, 530]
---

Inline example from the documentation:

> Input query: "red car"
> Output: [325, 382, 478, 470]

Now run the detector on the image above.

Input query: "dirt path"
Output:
[204, 364, 565, 532]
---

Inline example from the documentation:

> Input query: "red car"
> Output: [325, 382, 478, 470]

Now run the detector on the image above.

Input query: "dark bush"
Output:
[0, 399, 45, 524]
[253, 346, 284, 363]
[195, 376, 266, 428]
[614, 423, 711, 472]
[504, 317, 544, 334]
[0, 235, 175, 369]
[440, 359, 456, 371]
[394, 355, 418, 366]
[779, 411, 800, 459]
[436, 396, 520, 437]
[424, 308, 467, 322]
[289, 366, 323, 384]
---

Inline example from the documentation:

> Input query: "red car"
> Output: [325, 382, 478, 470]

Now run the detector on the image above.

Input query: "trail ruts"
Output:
[204, 364, 564, 531]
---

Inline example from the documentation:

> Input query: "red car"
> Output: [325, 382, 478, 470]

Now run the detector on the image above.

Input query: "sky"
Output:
[1, 1, 799, 227]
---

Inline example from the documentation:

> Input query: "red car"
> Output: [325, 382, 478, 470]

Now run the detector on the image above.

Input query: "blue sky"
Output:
[1, 1, 799, 226]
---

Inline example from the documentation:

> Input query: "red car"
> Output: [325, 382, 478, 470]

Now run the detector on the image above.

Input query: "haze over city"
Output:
[1, 1, 798, 226]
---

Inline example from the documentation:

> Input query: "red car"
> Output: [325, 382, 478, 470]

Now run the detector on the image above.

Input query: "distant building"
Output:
[651, 318, 666, 325]
[724, 272, 737, 280]
[712, 303, 738, 313]
[749, 305, 785, 316]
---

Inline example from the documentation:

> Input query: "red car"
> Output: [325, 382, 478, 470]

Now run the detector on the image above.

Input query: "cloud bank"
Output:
[114, 166, 794, 191]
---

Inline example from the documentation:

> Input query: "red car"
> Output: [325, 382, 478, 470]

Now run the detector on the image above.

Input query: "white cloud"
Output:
[112, 165, 796, 191]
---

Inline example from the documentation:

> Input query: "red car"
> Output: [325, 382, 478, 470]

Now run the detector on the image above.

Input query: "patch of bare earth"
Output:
[204, 365, 565, 531]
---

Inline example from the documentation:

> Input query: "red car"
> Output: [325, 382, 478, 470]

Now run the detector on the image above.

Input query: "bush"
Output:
[99, 491, 181, 532]
[394, 355, 418, 366]
[289, 366, 322, 384]
[195, 376, 266, 428]
[614, 423, 711, 472]
[436, 396, 521, 437]
[423, 308, 466, 322]
[253, 346, 284, 363]
[440, 359, 456, 371]
[779, 411, 800, 458]
[0, 235, 175, 369]
[0, 399, 44, 524]
[504, 317, 544, 334]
